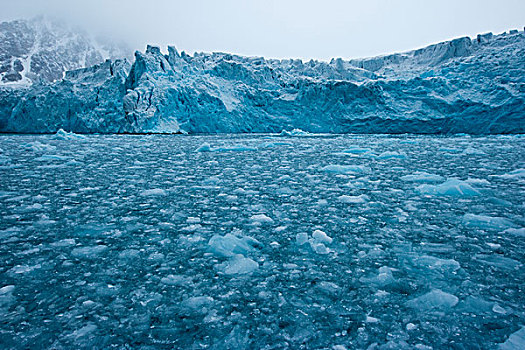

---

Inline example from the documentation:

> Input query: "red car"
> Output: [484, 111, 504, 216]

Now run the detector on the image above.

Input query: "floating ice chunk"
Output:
[406, 323, 417, 331]
[342, 147, 370, 154]
[499, 326, 525, 350]
[406, 289, 458, 311]
[52, 129, 86, 140]
[462, 214, 516, 231]
[250, 214, 274, 225]
[34, 154, 69, 162]
[310, 241, 330, 254]
[260, 141, 293, 148]
[118, 249, 140, 261]
[71, 245, 108, 259]
[317, 281, 341, 295]
[360, 266, 396, 287]
[474, 254, 521, 270]
[0, 285, 15, 294]
[196, 142, 212, 152]
[410, 255, 460, 274]
[378, 151, 407, 159]
[296, 232, 309, 246]
[465, 178, 490, 186]
[504, 228, 525, 237]
[493, 304, 507, 314]
[214, 145, 257, 152]
[140, 188, 167, 196]
[70, 324, 97, 339]
[196, 143, 256, 152]
[161, 274, 189, 286]
[495, 169, 525, 180]
[180, 296, 215, 314]
[400, 172, 444, 183]
[26, 141, 56, 152]
[338, 194, 369, 204]
[312, 230, 333, 244]
[279, 129, 315, 137]
[208, 233, 259, 258]
[416, 178, 481, 197]
[219, 254, 259, 275]
[462, 147, 486, 155]
[321, 164, 371, 175]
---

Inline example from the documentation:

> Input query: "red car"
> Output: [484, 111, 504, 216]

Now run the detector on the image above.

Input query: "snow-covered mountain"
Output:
[0, 17, 131, 85]
[0, 28, 523, 134]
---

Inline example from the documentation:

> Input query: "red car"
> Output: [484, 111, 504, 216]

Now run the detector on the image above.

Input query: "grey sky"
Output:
[2, 0, 524, 61]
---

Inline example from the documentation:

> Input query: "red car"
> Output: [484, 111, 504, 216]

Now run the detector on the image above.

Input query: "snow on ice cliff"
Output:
[0, 29, 524, 134]
[0, 17, 130, 85]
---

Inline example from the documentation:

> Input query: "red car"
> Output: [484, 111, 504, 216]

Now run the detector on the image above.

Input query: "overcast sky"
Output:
[2, 0, 524, 60]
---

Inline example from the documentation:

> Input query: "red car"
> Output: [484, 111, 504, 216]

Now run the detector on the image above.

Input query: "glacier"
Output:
[0, 29, 524, 134]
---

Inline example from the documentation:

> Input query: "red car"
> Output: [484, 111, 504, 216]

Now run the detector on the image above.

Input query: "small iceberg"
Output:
[52, 129, 86, 140]
[416, 178, 481, 197]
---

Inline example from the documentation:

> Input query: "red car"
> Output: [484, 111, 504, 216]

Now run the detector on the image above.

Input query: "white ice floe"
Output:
[208, 233, 260, 258]
[71, 245, 108, 259]
[321, 164, 371, 175]
[296, 230, 333, 254]
[52, 129, 86, 140]
[196, 142, 212, 152]
[499, 326, 525, 350]
[197, 142, 257, 152]
[312, 230, 333, 244]
[462, 214, 516, 231]
[494, 169, 525, 180]
[218, 254, 259, 275]
[377, 151, 407, 159]
[160, 274, 190, 286]
[34, 154, 69, 162]
[342, 147, 370, 154]
[338, 194, 369, 204]
[250, 214, 274, 225]
[140, 188, 167, 196]
[406, 289, 459, 311]
[400, 172, 444, 183]
[416, 178, 481, 197]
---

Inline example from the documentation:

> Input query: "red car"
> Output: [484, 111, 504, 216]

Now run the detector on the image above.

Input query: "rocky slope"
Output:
[0, 17, 130, 85]
[0, 28, 523, 134]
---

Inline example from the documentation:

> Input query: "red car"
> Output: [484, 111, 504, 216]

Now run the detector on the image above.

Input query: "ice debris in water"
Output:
[1, 133, 524, 348]
[139, 188, 167, 196]
[279, 129, 321, 137]
[400, 172, 444, 183]
[218, 254, 259, 275]
[342, 147, 370, 154]
[321, 164, 371, 175]
[416, 178, 481, 197]
[296, 230, 333, 254]
[499, 326, 525, 350]
[208, 233, 260, 258]
[406, 289, 459, 312]
[196, 143, 257, 152]
[377, 151, 407, 159]
[196, 142, 212, 152]
[462, 214, 516, 231]
[52, 129, 86, 140]
[338, 194, 369, 204]
[494, 168, 525, 180]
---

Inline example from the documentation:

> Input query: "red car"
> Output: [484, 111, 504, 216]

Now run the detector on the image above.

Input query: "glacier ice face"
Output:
[1, 30, 524, 133]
